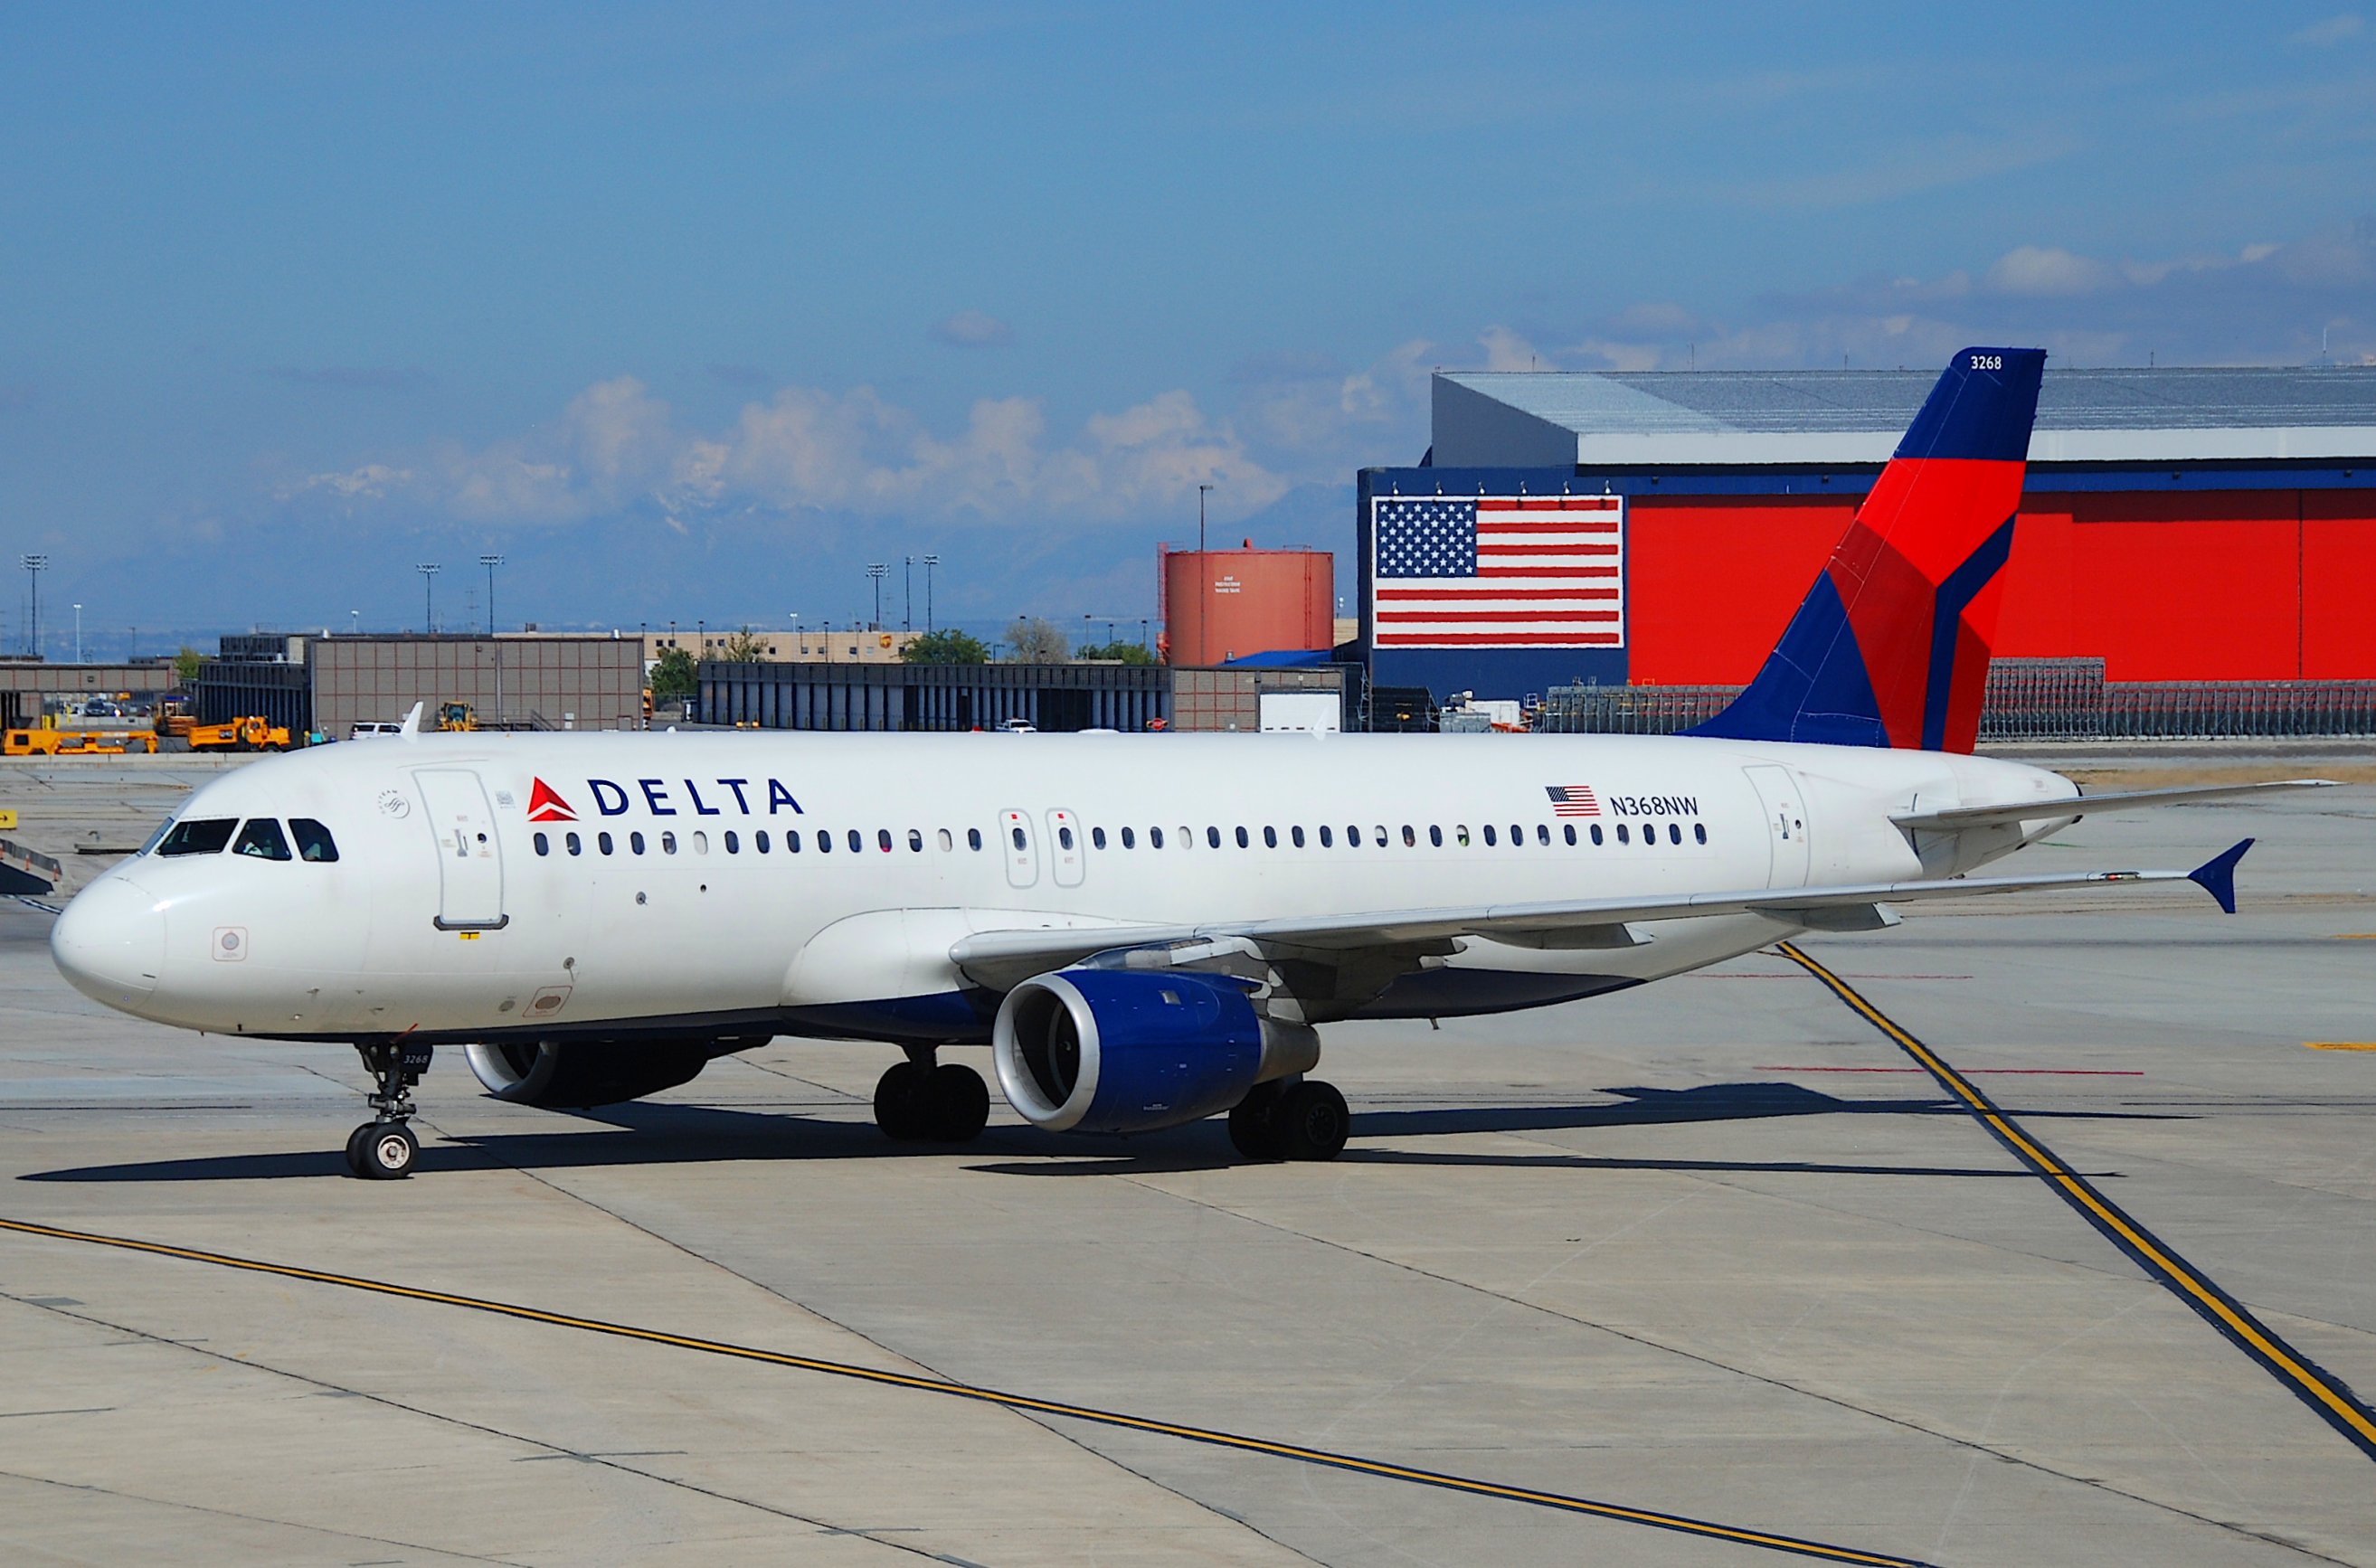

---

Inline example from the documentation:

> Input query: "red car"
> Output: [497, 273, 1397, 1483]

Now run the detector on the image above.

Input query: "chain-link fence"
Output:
[1535, 659, 2376, 740]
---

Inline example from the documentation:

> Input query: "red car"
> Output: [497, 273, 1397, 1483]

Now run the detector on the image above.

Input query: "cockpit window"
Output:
[156, 817, 238, 856]
[232, 818, 293, 861]
[289, 818, 339, 863]
[139, 818, 174, 855]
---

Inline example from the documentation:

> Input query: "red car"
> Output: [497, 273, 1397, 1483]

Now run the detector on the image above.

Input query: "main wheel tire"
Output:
[1273, 1081, 1349, 1162]
[1226, 1082, 1289, 1161]
[925, 1063, 990, 1143]
[873, 1062, 931, 1141]
[343, 1123, 374, 1177]
[357, 1121, 419, 1180]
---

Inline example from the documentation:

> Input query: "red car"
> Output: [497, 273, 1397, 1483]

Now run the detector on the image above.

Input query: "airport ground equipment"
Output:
[185, 715, 291, 751]
[3, 727, 159, 756]
[0, 836, 60, 895]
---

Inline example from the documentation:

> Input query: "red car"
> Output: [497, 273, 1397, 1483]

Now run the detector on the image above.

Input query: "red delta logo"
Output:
[525, 779, 577, 823]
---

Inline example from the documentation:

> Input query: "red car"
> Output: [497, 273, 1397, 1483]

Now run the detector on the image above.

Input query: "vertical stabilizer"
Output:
[1689, 347, 2045, 752]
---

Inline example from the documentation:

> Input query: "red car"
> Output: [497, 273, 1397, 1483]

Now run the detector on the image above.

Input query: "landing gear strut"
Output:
[1227, 1077, 1349, 1162]
[874, 1047, 990, 1144]
[346, 1040, 430, 1179]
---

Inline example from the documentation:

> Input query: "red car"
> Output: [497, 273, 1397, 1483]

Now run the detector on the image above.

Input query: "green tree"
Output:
[717, 627, 769, 663]
[172, 646, 204, 683]
[901, 628, 992, 665]
[648, 646, 699, 698]
[1003, 617, 1070, 664]
[1075, 639, 1156, 666]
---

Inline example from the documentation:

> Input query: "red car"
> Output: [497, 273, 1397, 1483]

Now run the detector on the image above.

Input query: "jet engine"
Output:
[990, 969, 1319, 1135]
[463, 1039, 733, 1110]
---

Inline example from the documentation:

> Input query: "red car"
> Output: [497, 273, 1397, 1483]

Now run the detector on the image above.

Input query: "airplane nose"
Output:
[52, 875, 167, 1008]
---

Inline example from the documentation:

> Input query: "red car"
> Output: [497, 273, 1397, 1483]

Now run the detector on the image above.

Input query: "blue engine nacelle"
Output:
[991, 968, 1320, 1135]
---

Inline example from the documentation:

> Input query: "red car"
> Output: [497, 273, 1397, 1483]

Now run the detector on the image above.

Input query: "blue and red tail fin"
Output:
[1688, 347, 2045, 753]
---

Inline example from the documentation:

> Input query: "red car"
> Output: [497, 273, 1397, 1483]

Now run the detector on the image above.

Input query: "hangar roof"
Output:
[1430, 365, 2376, 468]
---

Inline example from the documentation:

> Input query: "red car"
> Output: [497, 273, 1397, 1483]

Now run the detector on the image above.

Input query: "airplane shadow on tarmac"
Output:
[20, 1080, 2170, 1184]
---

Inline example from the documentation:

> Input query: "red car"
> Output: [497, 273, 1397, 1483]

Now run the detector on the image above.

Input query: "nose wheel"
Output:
[347, 1040, 431, 1180]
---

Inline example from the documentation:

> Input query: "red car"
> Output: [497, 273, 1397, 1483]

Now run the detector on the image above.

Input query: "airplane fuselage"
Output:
[51, 730, 2077, 1045]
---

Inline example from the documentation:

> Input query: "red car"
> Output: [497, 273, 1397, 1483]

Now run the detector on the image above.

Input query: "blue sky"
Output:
[3, 4, 2371, 654]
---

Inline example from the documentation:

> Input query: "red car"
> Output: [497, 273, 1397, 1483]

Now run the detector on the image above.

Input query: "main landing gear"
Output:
[874, 1047, 991, 1144]
[346, 1040, 430, 1179]
[1227, 1077, 1350, 1162]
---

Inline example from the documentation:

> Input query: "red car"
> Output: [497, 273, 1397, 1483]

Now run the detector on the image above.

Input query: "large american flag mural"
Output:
[1369, 496, 1624, 647]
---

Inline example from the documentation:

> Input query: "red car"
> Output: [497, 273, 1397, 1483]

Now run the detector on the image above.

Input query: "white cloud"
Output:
[289, 376, 1289, 531]
[930, 309, 1015, 347]
[2287, 13, 2364, 45]
[1984, 244, 2122, 297]
[1477, 326, 1548, 372]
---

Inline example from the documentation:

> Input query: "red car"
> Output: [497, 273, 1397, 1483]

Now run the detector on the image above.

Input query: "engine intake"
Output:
[464, 1040, 725, 1109]
[991, 969, 1319, 1135]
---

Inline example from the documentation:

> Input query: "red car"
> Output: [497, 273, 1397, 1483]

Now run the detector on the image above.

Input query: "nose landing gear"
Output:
[346, 1040, 431, 1179]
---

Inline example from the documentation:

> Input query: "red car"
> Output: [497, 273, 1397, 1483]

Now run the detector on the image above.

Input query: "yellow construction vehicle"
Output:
[436, 703, 478, 732]
[186, 715, 292, 751]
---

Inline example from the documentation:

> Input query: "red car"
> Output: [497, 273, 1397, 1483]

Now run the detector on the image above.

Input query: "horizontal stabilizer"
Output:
[1893, 779, 2335, 832]
[2187, 838, 2254, 916]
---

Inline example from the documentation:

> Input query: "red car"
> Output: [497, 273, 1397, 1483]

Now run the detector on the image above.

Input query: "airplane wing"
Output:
[1892, 779, 2333, 832]
[950, 839, 2256, 994]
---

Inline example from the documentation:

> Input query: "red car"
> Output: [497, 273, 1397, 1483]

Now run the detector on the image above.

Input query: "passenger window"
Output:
[1591, 825, 1605, 845]
[662, 831, 679, 855]
[692, 831, 708, 854]
[1373, 825, 1387, 846]
[1538, 824, 1551, 845]
[1509, 824, 1522, 845]
[1455, 824, 1470, 847]
[1235, 827, 1249, 848]
[1483, 825, 1497, 846]
[939, 828, 953, 851]
[1615, 824, 1629, 844]
[877, 828, 893, 853]
[1428, 825, 1442, 847]
[534, 831, 551, 856]
[1291, 826, 1304, 847]
[1149, 826, 1164, 848]
[1401, 825, 1415, 847]
[849, 829, 864, 853]
[1564, 825, 1576, 845]
[909, 828, 923, 852]
[818, 830, 832, 852]
[1092, 827, 1106, 849]
[566, 831, 582, 856]
[290, 818, 340, 863]
[724, 830, 739, 854]
[1060, 826, 1075, 850]
[1010, 827, 1026, 850]
[600, 831, 615, 855]
[1669, 823, 1682, 844]
[1121, 827, 1135, 849]
[1207, 826, 1221, 848]
[156, 817, 238, 856]
[631, 831, 647, 854]
[968, 827, 982, 851]
[1319, 826, 1333, 847]
[1347, 826, 1362, 846]
[1694, 823, 1707, 844]
[1178, 826, 1192, 848]
[1263, 827, 1277, 849]
[233, 819, 293, 861]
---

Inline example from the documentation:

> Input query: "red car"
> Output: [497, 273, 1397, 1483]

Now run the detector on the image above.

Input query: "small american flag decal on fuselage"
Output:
[1545, 785, 1601, 817]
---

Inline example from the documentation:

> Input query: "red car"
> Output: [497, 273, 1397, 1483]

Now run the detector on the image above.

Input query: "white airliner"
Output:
[49, 349, 2324, 1177]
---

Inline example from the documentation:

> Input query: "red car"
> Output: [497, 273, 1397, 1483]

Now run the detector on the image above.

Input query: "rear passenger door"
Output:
[999, 808, 1037, 889]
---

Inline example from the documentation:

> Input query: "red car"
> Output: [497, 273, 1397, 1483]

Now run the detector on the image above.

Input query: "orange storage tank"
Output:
[1162, 545, 1334, 666]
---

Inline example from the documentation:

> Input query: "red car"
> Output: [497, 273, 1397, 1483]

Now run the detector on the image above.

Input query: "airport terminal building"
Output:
[1358, 365, 2376, 703]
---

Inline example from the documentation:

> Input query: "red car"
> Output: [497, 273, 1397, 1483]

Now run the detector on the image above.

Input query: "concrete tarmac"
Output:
[0, 751, 2371, 1564]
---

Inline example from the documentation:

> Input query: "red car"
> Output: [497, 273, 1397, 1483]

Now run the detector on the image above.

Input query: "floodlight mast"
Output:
[416, 563, 441, 634]
[20, 555, 47, 659]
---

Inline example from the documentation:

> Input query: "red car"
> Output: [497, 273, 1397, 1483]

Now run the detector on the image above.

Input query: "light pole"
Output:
[350, 609, 359, 637]
[72, 602, 81, 664]
[480, 554, 503, 634]
[416, 563, 440, 634]
[922, 553, 940, 634]
[20, 555, 46, 658]
[903, 555, 913, 634]
[866, 563, 888, 630]
[481, 554, 505, 723]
